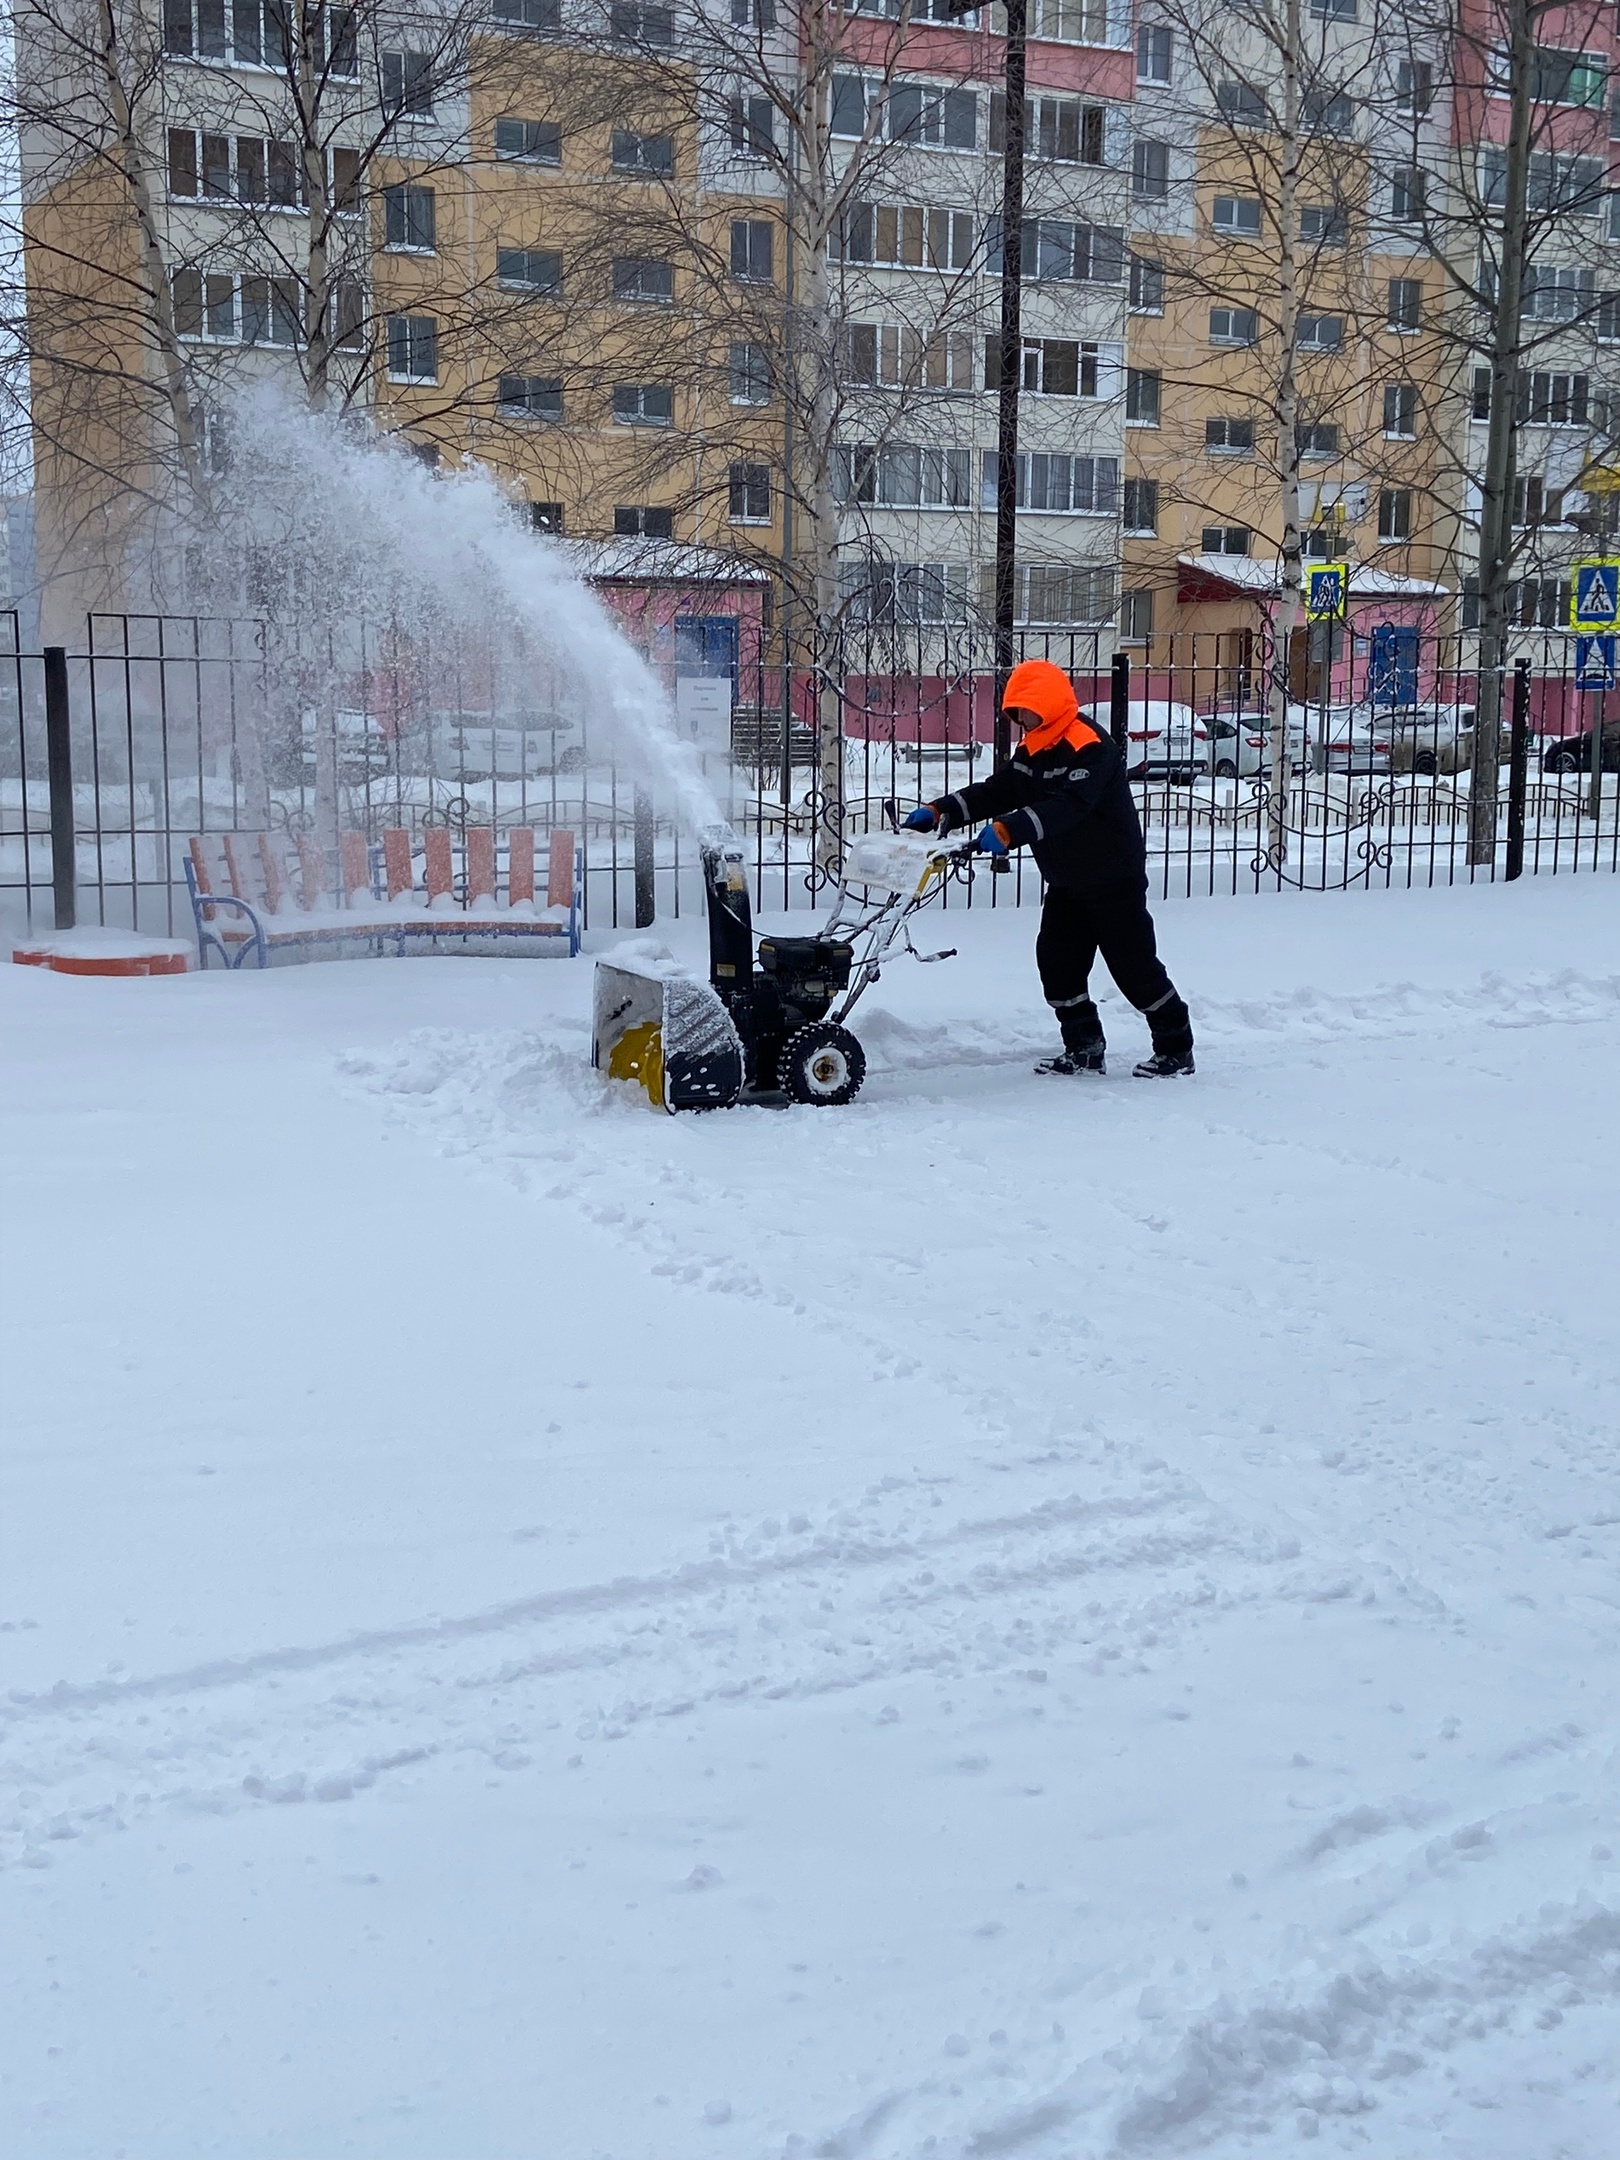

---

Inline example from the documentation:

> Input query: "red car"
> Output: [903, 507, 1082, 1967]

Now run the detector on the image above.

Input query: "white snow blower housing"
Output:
[592, 820, 979, 1111]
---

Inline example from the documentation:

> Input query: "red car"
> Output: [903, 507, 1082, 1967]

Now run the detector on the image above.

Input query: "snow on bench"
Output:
[185, 826, 580, 968]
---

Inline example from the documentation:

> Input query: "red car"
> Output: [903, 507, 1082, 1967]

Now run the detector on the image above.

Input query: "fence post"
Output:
[44, 645, 76, 931]
[1504, 656, 1530, 882]
[1109, 649, 1130, 756]
[633, 787, 655, 928]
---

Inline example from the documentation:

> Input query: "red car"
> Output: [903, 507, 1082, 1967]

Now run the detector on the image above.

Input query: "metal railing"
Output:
[2, 612, 1616, 944]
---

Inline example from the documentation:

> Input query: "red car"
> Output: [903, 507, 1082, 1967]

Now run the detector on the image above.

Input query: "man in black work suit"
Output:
[905, 657, 1195, 1078]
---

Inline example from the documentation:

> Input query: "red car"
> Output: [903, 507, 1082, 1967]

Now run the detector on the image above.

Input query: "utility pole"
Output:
[992, 0, 1026, 764]
[1469, 0, 1536, 867]
[943, 0, 1025, 762]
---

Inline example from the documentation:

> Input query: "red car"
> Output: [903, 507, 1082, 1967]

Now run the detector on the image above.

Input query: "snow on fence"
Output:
[1, 612, 1618, 944]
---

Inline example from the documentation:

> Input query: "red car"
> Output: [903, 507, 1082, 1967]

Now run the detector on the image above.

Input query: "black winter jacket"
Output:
[930, 719, 1146, 890]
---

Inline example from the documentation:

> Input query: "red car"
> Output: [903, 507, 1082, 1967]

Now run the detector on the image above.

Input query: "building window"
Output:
[499, 247, 562, 293]
[241, 276, 302, 344]
[1387, 278, 1422, 331]
[1209, 305, 1258, 345]
[1298, 313, 1344, 351]
[1120, 588, 1155, 642]
[612, 255, 674, 301]
[1132, 140, 1170, 201]
[612, 129, 674, 174]
[732, 0, 776, 23]
[830, 74, 866, 137]
[1205, 415, 1255, 452]
[499, 375, 562, 419]
[1377, 487, 1413, 541]
[1129, 254, 1164, 313]
[1125, 368, 1161, 423]
[852, 323, 974, 390]
[989, 92, 1105, 165]
[1390, 167, 1426, 220]
[167, 129, 304, 206]
[728, 96, 776, 156]
[1299, 203, 1347, 244]
[1527, 47, 1607, 108]
[496, 118, 561, 163]
[1310, 0, 1356, 19]
[614, 504, 674, 537]
[612, 382, 674, 426]
[386, 314, 437, 381]
[609, 3, 674, 45]
[837, 202, 979, 271]
[1137, 23, 1172, 83]
[729, 342, 770, 404]
[381, 50, 434, 117]
[1480, 147, 1606, 216]
[164, 0, 355, 69]
[1522, 264, 1593, 320]
[845, 562, 976, 626]
[1296, 421, 1339, 455]
[840, 444, 975, 509]
[1005, 565, 1117, 627]
[984, 337, 1104, 397]
[1201, 525, 1250, 554]
[1216, 79, 1268, 127]
[992, 216, 1126, 284]
[981, 452, 1119, 514]
[887, 82, 978, 149]
[1396, 59, 1433, 115]
[1304, 86, 1354, 133]
[1123, 477, 1158, 533]
[492, 0, 561, 24]
[730, 220, 774, 282]
[728, 463, 772, 522]
[1212, 195, 1262, 235]
[1519, 370, 1590, 424]
[1029, 0, 1110, 41]
[1384, 382, 1417, 436]
[383, 185, 436, 250]
[530, 501, 564, 534]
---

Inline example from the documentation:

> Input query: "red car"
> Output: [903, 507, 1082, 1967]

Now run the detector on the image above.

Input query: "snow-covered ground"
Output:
[4, 875, 1620, 2160]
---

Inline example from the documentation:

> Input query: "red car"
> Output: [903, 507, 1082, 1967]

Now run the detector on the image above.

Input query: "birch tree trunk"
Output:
[1266, 0, 1304, 871]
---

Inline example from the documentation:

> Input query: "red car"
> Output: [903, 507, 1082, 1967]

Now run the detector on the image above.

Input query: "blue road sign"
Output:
[1305, 564, 1348, 620]
[1571, 561, 1620, 630]
[1575, 635, 1617, 689]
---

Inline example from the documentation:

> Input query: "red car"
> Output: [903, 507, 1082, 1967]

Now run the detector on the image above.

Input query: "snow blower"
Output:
[592, 819, 979, 1111]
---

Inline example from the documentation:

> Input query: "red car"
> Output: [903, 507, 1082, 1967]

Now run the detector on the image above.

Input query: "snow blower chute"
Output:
[592, 820, 979, 1111]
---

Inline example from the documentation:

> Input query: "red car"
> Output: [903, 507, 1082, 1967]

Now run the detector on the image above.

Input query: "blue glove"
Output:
[903, 805, 938, 831]
[976, 820, 1010, 856]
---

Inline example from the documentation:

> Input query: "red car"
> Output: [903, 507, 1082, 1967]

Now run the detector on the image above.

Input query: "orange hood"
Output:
[1001, 659, 1092, 753]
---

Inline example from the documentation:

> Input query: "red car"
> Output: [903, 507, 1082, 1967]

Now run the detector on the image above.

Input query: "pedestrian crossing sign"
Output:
[1575, 635, 1617, 689]
[1570, 560, 1620, 630]
[1305, 564, 1349, 620]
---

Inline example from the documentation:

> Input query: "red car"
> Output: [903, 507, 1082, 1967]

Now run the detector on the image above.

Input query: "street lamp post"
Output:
[944, 0, 1026, 764]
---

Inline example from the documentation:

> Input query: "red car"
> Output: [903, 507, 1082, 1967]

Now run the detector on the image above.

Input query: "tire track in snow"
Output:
[3, 1475, 1315, 1869]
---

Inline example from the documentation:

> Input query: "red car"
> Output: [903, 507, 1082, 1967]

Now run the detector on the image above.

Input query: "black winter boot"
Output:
[1132, 1049, 1195, 1078]
[1037, 995, 1106, 1076]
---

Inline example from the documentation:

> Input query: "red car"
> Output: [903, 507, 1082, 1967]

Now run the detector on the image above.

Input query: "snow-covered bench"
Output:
[184, 826, 580, 968]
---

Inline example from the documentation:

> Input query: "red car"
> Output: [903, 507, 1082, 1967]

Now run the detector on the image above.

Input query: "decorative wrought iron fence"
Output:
[2, 610, 1617, 945]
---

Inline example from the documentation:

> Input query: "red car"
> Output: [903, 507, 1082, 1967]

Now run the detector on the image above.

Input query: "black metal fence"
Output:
[2, 610, 1617, 947]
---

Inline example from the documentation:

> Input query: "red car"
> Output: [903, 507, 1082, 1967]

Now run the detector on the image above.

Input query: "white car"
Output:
[1079, 699, 1208, 780]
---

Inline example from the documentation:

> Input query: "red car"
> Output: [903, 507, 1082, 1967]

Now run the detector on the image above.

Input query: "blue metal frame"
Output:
[184, 857, 268, 969]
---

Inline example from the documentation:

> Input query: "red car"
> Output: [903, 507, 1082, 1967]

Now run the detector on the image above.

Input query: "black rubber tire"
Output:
[779, 1021, 866, 1107]
[1214, 759, 1237, 779]
[1551, 750, 1580, 775]
[1413, 751, 1438, 777]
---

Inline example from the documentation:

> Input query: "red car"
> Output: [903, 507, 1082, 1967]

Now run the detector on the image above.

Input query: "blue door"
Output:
[1367, 624, 1419, 708]
[674, 615, 739, 691]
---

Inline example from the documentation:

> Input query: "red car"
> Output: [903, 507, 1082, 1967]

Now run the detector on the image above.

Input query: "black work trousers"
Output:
[1035, 880, 1193, 1056]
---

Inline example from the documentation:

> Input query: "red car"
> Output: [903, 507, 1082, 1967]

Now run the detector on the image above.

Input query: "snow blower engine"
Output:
[592, 820, 980, 1111]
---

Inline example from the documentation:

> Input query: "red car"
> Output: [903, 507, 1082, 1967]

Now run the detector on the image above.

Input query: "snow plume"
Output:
[191, 390, 723, 832]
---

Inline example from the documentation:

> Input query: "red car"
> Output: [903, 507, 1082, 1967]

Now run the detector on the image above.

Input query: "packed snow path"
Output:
[4, 878, 1620, 2159]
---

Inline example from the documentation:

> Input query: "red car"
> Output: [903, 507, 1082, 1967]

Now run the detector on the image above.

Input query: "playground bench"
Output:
[185, 825, 580, 969]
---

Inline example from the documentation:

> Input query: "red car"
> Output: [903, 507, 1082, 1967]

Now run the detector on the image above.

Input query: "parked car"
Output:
[1078, 699, 1207, 780]
[433, 714, 572, 781]
[1202, 706, 1309, 772]
[1542, 723, 1620, 775]
[1385, 704, 1476, 776]
[1320, 715, 1394, 775]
